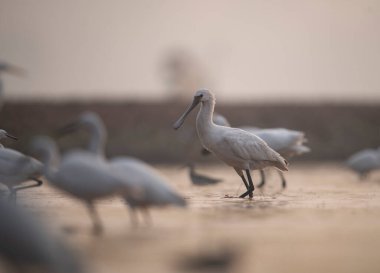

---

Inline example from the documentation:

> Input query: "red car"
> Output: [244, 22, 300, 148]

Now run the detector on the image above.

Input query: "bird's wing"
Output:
[221, 128, 287, 166]
[110, 158, 186, 206]
[56, 154, 124, 197]
[250, 128, 305, 152]
[0, 149, 29, 176]
[290, 144, 311, 155]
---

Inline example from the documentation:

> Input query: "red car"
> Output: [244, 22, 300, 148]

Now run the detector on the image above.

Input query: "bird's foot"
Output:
[239, 187, 254, 199]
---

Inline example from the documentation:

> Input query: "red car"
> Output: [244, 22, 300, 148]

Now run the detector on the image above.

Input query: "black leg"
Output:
[278, 171, 287, 188]
[86, 203, 103, 235]
[238, 173, 250, 198]
[245, 170, 254, 198]
[13, 179, 43, 193]
[9, 179, 43, 203]
[257, 170, 266, 188]
[239, 170, 255, 199]
[239, 174, 249, 190]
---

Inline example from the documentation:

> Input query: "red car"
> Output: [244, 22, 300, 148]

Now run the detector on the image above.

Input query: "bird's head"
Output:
[173, 89, 215, 130]
[55, 111, 104, 137]
[0, 129, 18, 141]
[194, 89, 215, 103]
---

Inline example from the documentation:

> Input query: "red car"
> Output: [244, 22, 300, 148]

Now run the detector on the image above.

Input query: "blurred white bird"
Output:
[0, 129, 18, 147]
[0, 130, 43, 201]
[186, 163, 223, 186]
[242, 127, 310, 188]
[173, 89, 288, 199]
[203, 113, 310, 188]
[57, 112, 186, 225]
[0, 201, 85, 273]
[30, 136, 130, 234]
[346, 148, 380, 180]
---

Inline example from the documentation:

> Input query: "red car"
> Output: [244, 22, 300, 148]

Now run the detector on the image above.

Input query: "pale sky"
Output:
[1, 0, 380, 102]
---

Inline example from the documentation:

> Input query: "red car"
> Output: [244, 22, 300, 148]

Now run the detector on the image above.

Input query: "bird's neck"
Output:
[88, 123, 106, 157]
[196, 99, 216, 142]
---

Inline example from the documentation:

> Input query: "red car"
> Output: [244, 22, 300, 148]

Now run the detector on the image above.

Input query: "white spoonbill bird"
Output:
[173, 89, 288, 198]
[0, 202, 85, 273]
[0, 130, 43, 201]
[57, 112, 186, 225]
[203, 113, 310, 188]
[346, 148, 380, 180]
[30, 136, 130, 234]
[240, 127, 310, 188]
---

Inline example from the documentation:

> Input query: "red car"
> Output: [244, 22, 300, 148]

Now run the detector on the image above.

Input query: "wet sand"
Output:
[9, 163, 380, 273]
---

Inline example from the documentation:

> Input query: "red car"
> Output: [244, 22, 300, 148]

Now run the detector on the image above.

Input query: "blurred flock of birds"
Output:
[0, 61, 379, 272]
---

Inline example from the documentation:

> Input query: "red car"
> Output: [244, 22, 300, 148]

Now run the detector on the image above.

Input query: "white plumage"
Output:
[0, 129, 43, 201]
[173, 89, 288, 198]
[30, 136, 129, 234]
[110, 157, 186, 207]
[346, 148, 380, 180]
[209, 114, 310, 188]
[58, 112, 186, 225]
[0, 202, 84, 273]
[241, 127, 310, 158]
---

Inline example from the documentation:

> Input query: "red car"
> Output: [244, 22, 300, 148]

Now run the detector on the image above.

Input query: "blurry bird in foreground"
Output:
[186, 163, 222, 186]
[0, 202, 84, 273]
[177, 247, 238, 273]
[56, 112, 186, 226]
[346, 148, 380, 180]
[242, 127, 310, 188]
[0, 129, 43, 202]
[30, 136, 130, 234]
[202, 113, 310, 188]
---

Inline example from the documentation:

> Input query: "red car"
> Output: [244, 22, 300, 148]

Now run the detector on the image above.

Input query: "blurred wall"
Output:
[1, 102, 379, 163]
[1, 0, 380, 102]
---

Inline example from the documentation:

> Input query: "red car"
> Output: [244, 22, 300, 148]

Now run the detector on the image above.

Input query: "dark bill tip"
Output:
[5, 133, 18, 141]
[173, 119, 184, 130]
[172, 95, 202, 130]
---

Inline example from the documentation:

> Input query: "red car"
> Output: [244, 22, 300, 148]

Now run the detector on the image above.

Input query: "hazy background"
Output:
[1, 0, 380, 102]
[1, 0, 380, 163]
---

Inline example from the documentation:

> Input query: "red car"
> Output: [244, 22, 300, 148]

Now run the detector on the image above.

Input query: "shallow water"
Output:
[6, 163, 380, 273]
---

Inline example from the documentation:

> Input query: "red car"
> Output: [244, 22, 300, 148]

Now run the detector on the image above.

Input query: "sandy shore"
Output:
[4, 163, 380, 273]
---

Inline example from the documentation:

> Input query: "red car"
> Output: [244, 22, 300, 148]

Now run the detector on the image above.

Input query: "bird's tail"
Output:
[293, 144, 311, 155]
[274, 156, 289, 171]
